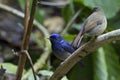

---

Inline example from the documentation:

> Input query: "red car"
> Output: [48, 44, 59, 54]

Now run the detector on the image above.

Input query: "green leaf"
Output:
[62, 0, 75, 23]
[108, 12, 120, 29]
[72, 23, 82, 30]
[35, 7, 45, 24]
[27, 72, 39, 80]
[93, 47, 108, 80]
[82, 0, 120, 19]
[62, 34, 76, 42]
[0, 63, 26, 74]
[18, 0, 25, 10]
[104, 45, 120, 80]
[38, 70, 53, 76]
[93, 45, 120, 80]
[74, 0, 83, 3]
[38, 70, 68, 80]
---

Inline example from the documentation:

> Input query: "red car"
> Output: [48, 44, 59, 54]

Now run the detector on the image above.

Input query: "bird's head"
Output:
[49, 33, 63, 43]
[92, 7, 102, 13]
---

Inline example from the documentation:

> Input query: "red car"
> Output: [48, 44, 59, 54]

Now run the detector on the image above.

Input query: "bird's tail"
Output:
[71, 30, 83, 49]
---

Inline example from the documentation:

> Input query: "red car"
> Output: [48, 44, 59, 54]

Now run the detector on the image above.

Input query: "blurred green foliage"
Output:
[1, 0, 120, 80]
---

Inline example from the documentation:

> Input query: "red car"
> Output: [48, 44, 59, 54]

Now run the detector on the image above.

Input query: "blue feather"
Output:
[49, 33, 74, 60]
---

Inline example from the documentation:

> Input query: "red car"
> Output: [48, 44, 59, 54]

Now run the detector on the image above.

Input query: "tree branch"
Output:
[16, 0, 30, 79]
[16, 0, 38, 80]
[38, 1, 70, 7]
[49, 29, 120, 80]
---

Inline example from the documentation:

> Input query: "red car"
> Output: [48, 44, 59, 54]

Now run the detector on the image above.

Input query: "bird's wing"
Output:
[83, 12, 103, 32]
[60, 40, 75, 53]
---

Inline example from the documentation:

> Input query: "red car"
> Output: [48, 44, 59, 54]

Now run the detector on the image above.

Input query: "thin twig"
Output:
[22, 50, 37, 80]
[38, 1, 70, 7]
[22, 44, 51, 79]
[62, 9, 82, 34]
[16, 0, 38, 80]
[49, 29, 120, 80]
[12, 49, 37, 80]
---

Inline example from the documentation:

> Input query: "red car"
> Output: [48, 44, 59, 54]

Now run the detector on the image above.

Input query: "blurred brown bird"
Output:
[72, 7, 107, 48]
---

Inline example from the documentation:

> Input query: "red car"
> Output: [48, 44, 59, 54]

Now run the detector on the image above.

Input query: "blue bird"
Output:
[49, 33, 75, 60]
